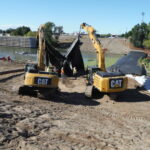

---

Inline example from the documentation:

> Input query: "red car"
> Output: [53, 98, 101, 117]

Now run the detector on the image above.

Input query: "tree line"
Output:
[0, 22, 63, 38]
[122, 22, 150, 49]
[0, 26, 37, 37]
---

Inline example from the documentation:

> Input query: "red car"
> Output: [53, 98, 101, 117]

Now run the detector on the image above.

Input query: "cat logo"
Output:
[35, 77, 51, 85]
[110, 78, 123, 88]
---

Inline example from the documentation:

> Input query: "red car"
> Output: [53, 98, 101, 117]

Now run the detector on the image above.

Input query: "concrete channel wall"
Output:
[0, 36, 37, 48]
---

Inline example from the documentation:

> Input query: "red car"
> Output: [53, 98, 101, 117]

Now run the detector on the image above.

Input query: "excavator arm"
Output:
[37, 24, 46, 70]
[37, 24, 65, 71]
[37, 23, 85, 76]
[81, 23, 127, 99]
[80, 23, 106, 71]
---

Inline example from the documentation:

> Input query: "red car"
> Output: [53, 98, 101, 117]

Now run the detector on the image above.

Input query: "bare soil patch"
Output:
[0, 60, 150, 150]
[0, 37, 150, 150]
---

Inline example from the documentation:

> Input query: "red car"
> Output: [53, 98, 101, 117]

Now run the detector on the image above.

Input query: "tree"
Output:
[130, 23, 149, 48]
[143, 32, 150, 49]
[25, 31, 37, 37]
[11, 26, 31, 36]
[43, 22, 58, 47]
[5, 28, 15, 34]
[124, 31, 132, 38]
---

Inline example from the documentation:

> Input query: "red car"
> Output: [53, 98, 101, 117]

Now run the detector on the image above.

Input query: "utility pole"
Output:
[141, 12, 145, 23]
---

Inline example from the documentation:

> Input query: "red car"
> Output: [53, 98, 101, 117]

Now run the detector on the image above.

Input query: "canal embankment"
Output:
[0, 36, 37, 48]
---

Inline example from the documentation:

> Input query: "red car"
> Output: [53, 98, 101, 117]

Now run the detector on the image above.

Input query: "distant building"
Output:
[0, 33, 10, 37]
[5, 33, 10, 37]
[108, 35, 118, 38]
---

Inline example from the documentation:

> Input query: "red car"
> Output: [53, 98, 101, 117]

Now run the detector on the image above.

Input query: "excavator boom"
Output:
[19, 23, 85, 99]
[81, 23, 106, 71]
[81, 23, 127, 99]
[38, 24, 46, 70]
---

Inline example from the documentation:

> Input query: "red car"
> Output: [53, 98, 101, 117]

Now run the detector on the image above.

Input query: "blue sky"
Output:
[0, 0, 150, 34]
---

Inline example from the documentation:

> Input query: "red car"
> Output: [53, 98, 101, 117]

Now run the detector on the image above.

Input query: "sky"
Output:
[0, 0, 150, 34]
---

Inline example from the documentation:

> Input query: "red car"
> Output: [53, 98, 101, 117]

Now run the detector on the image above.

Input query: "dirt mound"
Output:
[0, 61, 24, 72]
[59, 35, 134, 54]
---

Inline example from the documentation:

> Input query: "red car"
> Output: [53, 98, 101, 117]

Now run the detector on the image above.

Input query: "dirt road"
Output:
[0, 60, 150, 150]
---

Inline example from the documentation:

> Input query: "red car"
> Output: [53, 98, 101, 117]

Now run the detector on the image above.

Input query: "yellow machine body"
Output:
[24, 24, 59, 90]
[81, 23, 128, 98]
[93, 74, 127, 93]
[24, 72, 59, 88]
[19, 24, 59, 98]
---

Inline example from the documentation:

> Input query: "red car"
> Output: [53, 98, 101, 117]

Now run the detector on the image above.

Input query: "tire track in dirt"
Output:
[79, 105, 150, 124]
[0, 72, 24, 83]
[96, 107, 150, 123]
[1, 73, 149, 124]
[0, 68, 24, 75]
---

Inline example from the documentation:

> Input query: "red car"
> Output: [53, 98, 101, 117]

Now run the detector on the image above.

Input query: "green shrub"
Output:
[25, 31, 37, 37]
[143, 40, 150, 49]
[140, 58, 150, 73]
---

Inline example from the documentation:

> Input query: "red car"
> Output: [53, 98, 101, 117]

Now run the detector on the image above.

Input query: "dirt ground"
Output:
[0, 37, 150, 150]
[0, 60, 150, 150]
[59, 35, 134, 54]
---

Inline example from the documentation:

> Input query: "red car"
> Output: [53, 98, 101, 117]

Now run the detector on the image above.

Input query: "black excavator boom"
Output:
[45, 36, 85, 76]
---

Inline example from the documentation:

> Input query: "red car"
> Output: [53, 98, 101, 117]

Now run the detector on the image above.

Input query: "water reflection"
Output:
[0, 46, 122, 67]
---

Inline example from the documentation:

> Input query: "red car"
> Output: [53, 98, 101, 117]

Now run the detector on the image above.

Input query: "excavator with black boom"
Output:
[18, 25, 59, 99]
[18, 23, 85, 99]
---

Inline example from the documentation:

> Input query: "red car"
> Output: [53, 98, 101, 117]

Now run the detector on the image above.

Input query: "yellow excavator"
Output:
[18, 24, 59, 99]
[18, 23, 85, 99]
[80, 23, 127, 99]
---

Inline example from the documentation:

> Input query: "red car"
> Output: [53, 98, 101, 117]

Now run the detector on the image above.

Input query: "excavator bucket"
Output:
[45, 36, 85, 76]
[63, 36, 85, 76]
[45, 40, 65, 69]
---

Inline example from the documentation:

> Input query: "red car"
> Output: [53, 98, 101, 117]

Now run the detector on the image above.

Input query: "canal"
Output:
[0, 46, 122, 67]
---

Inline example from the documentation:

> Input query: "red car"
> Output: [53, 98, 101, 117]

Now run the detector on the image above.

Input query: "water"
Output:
[0, 46, 123, 67]
[82, 51, 123, 68]
[0, 46, 37, 62]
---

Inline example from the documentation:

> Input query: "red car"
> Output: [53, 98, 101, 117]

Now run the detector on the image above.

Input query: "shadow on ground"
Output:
[117, 89, 150, 102]
[51, 92, 100, 106]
